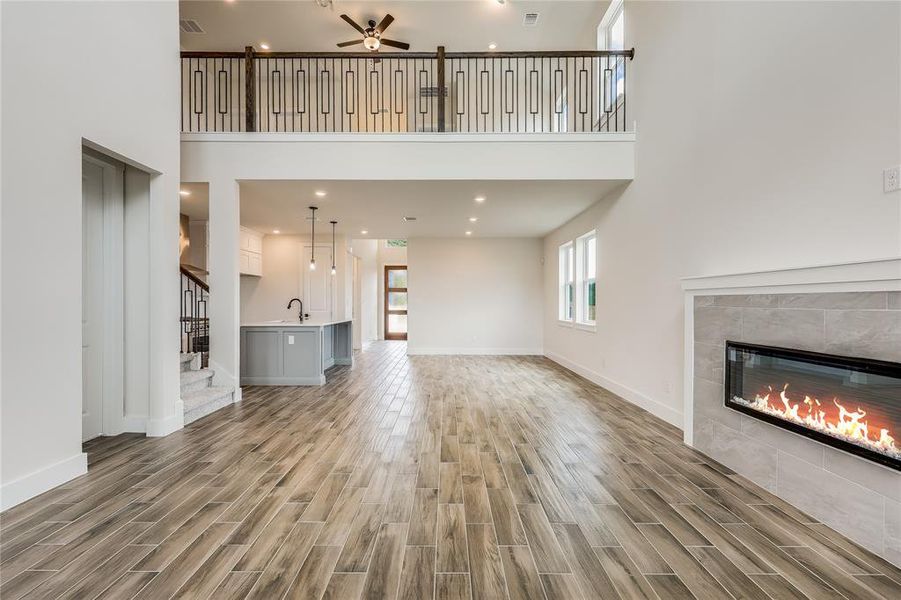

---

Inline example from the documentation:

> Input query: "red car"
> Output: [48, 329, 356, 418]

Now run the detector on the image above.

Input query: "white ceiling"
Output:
[179, 1, 608, 53]
[224, 179, 623, 238]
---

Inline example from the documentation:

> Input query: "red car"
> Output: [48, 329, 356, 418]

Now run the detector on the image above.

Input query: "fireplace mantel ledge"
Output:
[681, 256, 901, 445]
[681, 256, 901, 294]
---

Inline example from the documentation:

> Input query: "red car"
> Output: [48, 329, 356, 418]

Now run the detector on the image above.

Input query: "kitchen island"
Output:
[240, 319, 353, 385]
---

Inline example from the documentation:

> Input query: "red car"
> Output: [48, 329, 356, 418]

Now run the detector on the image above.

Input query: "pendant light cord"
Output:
[309, 206, 317, 265]
[331, 221, 337, 271]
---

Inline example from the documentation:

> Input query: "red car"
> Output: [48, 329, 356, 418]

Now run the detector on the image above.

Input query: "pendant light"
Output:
[308, 206, 318, 270]
[330, 221, 338, 275]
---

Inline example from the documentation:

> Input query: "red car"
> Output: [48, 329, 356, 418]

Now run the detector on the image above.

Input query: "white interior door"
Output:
[302, 244, 333, 321]
[82, 161, 105, 441]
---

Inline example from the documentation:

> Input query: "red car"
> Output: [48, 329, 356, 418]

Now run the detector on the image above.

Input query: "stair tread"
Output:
[179, 353, 196, 363]
[180, 368, 214, 385]
[183, 386, 234, 425]
[182, 385, 233, 410]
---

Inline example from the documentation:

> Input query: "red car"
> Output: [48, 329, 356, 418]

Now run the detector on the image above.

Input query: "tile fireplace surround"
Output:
[682, 257, 901, 566]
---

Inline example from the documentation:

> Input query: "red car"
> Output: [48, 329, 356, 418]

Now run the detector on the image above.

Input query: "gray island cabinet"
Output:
[240, 319, 353, 385]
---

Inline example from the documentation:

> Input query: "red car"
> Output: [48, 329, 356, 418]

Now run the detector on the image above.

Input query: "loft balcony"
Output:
[180, 47, 636, 182]
[180, 47, 634, 135]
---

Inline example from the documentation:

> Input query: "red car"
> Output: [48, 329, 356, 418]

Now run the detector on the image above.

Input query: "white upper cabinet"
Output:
[239, 227, 263, 277]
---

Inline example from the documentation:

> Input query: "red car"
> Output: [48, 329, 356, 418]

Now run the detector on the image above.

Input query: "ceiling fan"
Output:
[337, 14, 410, 52]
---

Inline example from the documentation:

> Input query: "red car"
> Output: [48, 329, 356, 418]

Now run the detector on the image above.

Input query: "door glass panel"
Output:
[387, 269, 407, 288]
[385, 266, 408, 340]
[388, 292, 408, 310]
[388, 314, 408, 334]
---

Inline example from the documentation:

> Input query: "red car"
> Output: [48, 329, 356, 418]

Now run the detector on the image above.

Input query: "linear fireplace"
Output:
[725, 341, 900, 471]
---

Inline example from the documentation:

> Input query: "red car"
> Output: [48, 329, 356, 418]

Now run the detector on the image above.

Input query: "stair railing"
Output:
[180, 266, 209, 366]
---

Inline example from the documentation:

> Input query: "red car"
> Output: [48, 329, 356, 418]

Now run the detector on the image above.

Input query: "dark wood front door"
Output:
[384, 265, 408, 341]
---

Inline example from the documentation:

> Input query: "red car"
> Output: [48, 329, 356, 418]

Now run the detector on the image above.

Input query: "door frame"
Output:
[384, 265, 407, 341]
[82, 150, 125, 440]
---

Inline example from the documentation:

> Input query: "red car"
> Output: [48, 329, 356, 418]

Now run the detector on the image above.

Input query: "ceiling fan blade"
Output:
[337, 39, 363, 48]
[375, 13, 394, 33]
[380, 38, 410, 50]
[340, 14, 366, 35]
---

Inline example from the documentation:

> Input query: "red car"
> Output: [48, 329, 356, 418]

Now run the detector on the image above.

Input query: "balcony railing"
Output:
[180, 47, 633, 134]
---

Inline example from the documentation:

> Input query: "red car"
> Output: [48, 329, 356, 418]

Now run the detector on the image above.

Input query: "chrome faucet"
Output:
[287, 298, 308, 322]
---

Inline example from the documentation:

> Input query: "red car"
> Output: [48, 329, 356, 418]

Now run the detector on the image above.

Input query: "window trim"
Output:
[557, 230, 597, 333]
[558, 241, 574, 324]
[596, 0, 625, 122]
[575, 230, 597, 329]
[598, 0, 624, 51]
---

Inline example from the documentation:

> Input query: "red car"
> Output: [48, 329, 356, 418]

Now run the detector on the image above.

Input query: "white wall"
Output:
[0, 0, 181, 509]
[351, 239, 379, 344]
[240, 234, 351, 323]
[182, 133, 634, 182]
[187, 221, 208, 270]
[543, 1, 901, 428]
[408, 238, 543, 354]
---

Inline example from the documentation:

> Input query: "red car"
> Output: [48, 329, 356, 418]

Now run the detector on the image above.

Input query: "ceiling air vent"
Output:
[523, 12, 540, 27]
[403, 216, 417, 222]
[179, 19, 205, 34]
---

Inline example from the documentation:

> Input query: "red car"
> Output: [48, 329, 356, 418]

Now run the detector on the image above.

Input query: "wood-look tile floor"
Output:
[2, 341, 900, 600]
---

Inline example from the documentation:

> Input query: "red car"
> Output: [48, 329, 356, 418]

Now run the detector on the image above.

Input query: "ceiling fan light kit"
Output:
[363, 36, 380, 51]
[337, 13, 410, 52]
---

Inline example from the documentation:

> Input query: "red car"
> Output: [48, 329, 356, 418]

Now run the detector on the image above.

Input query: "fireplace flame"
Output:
[735, 385, 898, 461]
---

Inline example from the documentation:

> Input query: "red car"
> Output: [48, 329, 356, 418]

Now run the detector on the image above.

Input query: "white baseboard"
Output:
[146, 400, 184, 437]
[544, 351, 683, 428]
[233, 387, 243, 403]
[0, 452, 88, 511]
[407, 347, 543, 356]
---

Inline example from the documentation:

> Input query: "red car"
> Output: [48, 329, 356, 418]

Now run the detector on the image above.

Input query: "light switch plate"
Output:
[885, 166, 900, 193]
[288, 335, 294, 345]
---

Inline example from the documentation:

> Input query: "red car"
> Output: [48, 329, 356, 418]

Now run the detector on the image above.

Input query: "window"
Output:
[558, 242, 574, 322]
[598, 0, 624, 51]
[559, 231, 598, 329]
[576, 231, 597, 325]
[598, 0, 625, 111]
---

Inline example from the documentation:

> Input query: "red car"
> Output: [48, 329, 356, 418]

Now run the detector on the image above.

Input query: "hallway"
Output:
[1, 341, 899, 599]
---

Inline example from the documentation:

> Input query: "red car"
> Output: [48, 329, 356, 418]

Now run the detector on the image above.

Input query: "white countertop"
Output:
[241, 318, 353, 328]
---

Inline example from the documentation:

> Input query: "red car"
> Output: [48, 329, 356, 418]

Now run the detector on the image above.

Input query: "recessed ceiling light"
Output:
[361, 229, 368, 235]
[474, 196, 486, 203]
[488, 43, 497, 50]
[314, 190, 326, 197]
[179, 189, 190, 196]
[469, 217, 478, 222]
[260, 43, 270, 50]
[494, 0, 506, 5]
[273, 229, 280, 234]
[465, 231, 473, 236]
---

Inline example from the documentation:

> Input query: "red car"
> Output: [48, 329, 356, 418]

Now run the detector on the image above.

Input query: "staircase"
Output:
[180, 352, 234, 424]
